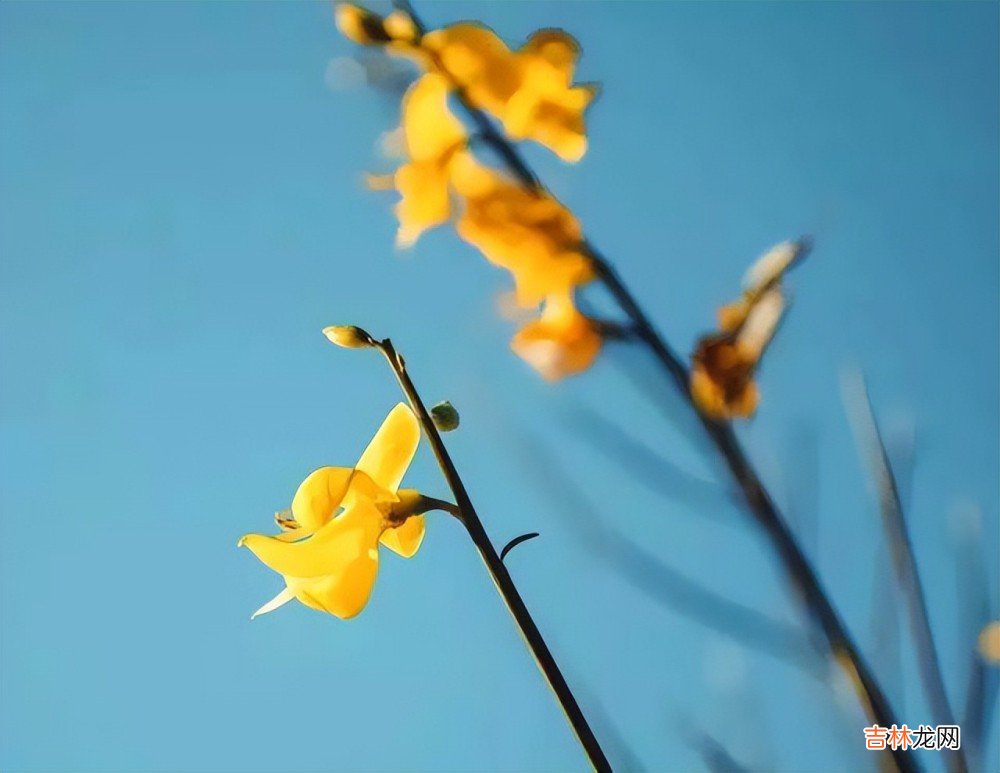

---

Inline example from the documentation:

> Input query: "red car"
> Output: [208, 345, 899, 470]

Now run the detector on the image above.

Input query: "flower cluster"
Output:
[337, 3, 600, 381]
[690, 240, 807, 419]
[238, 403, 430, 619]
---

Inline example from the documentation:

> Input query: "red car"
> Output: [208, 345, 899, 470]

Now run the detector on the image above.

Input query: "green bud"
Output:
[430, 400, 460, 432]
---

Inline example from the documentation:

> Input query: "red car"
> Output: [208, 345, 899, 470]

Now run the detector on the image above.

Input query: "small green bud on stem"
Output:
[431, 400, 460, 432]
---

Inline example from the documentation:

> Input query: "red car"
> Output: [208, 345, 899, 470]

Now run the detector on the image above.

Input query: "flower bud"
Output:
[430, 400, 460, 432]
[334, 3, 392, 46]
[383, 10, 419, 43]
[323, 325, 375, 349]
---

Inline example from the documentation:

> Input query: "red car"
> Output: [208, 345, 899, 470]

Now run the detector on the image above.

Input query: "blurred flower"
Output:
[979, 621, 1000, 663]
[335, 5, 594, 161]
[238, 404, 429, 619]
[453, 156, 592, 307]
[393, 73, 469, 246]
[691, 240, 807, 419]
[511, 291, 601, 380]
[421, 25, 594, 161]
[339, 4, 600, 379]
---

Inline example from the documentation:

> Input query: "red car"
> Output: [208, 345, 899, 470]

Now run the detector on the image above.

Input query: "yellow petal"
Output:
[521, 29, 580, 80]
[690, 365, 728, 419]
[239, 501, 383, 579]
[401, 73, 466, 163]
[510, 293, 601, 381]
[354, 403, 421, 493]
[394, 160, 452, 247]
[285, 556, 378, 619]
[290, 466, 355, 532]
[380, 514, 426, 558]
[423, 23, 519, 115]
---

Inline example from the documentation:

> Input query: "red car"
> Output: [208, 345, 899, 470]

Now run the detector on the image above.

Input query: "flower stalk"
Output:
[373, 336, 611, 772]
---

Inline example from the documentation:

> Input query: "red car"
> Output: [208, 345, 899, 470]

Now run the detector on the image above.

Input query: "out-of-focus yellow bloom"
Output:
[335, 4, 417, 46]
[393, 73, 469, 246]
[692, 244, 793, 420]
[420, 24, 593, 161]
[979, 621, 1000, 663]
[511, 291, 601, 380]
[453, 157, 592, 306]
[238, 404, 427, 619]
[334, 7, 593, 162]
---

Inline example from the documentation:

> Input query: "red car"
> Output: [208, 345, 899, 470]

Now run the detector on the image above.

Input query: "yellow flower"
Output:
[511, 291, 601, 380]
[393, 73, 469, 247]
[503, 31, 596, 162]
[453, 157, 592, 306]
[417, 24, 593, 161]
[238, 403, 428, 619]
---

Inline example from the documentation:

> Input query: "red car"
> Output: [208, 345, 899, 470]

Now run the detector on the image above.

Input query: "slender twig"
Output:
[386, 4, 916, 769]
[843, 371, 967, 773]
[372, 336, 611, 772]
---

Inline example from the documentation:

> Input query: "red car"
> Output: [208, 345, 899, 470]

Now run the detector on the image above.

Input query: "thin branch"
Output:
[373, 337, 611, 772]
[842, 370, 966, 773]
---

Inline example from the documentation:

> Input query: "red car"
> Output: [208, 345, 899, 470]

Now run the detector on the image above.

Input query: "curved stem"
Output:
[374, 337, 611, 772]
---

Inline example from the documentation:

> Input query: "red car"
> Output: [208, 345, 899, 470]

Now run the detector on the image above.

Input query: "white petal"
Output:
[250, 587, 296, 620]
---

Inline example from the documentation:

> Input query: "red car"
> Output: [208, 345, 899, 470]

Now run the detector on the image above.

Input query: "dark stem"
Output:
[590, 249, 917, 773]
[374, 337, 611, 772]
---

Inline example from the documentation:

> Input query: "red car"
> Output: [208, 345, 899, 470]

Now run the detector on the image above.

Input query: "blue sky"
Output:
[1, 2, 997, 771]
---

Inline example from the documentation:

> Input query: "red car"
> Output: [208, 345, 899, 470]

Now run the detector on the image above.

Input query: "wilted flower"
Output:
[511, 290, 601, 380]
[691, 240, 807, 419]
[238, 404, 429, 619]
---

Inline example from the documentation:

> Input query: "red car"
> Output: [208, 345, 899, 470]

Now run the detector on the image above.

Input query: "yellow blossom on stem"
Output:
[420, 24, 594, 161]
[453, 156, 592, 306]
[393, 73, 469, 247]
[238, 403, 429, 619]
[511, 291, 601, 381]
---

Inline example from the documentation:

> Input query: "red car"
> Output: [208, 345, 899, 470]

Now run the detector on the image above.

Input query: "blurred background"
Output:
[1, 2, 997, 770]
